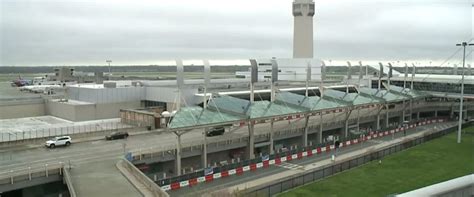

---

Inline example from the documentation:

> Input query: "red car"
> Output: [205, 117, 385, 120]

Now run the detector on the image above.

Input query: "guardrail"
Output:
[63, 167, 77, 197]
[119, 158, 169, 197]
[0, 161, 64, 192]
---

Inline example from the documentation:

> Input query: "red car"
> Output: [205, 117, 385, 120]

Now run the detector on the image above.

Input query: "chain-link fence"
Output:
[0, 121, 137, 143]
[244, 125, 456, 197]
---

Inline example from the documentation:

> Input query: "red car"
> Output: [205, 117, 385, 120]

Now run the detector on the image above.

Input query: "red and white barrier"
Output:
[161, 118, 446, 191]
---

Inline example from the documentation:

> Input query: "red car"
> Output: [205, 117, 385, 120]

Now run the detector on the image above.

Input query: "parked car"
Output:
[105, 131, 129, 140]
[206, 127, 225, 137]
[45, 136, 71, 148]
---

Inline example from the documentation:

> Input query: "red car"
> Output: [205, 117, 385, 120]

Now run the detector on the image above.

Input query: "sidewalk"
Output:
[211, 122, 457, 196]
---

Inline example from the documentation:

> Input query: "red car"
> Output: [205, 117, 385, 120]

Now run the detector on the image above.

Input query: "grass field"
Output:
[279, 126, 474, 197]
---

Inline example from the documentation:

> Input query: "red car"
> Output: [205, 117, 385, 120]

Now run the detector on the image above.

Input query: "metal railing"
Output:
[119, 159, 169, 197]
[63, 167, 77, 197]
[0, 122, 138, 143]
[0, 162, 64, 186]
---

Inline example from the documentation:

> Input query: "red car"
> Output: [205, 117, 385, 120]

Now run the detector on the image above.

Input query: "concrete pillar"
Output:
[318, 112, 323, 143]
[385, 104, 389, 128]
[344, 111, 350, 138]
[417, 112, 420, 120]
[401, 101, 406, 123]
[248, 122, 255, 160]
[450, 107, 454, 119]
[409, 99, 413, 121]
[202, 130, 207, 169]
[376, 107, 381, 130]
[434, 110, 438, 117]
[269, 119, 274, 155]
[175, 134, 182, 176]
[303, 115, 310, 147]
[356, 108, 361, 133]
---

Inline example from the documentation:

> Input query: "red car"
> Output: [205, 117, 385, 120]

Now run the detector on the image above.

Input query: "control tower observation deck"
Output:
[293, 0, 315, 58]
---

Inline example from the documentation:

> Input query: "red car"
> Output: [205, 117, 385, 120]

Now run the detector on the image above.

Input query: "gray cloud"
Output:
[0, 0, 472, 66]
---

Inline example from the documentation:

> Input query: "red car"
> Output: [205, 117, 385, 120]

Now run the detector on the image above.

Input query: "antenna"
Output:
[176, 59, 184, 111]
[306, 61, 311, 97]
[203, 60, 211, 109]
[320, 61, 326, 97]
[378, 62, 384, 90]
[346, 61, 352, 93]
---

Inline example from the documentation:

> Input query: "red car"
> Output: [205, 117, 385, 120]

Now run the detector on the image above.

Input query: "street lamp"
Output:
[455, 42, 473, 143]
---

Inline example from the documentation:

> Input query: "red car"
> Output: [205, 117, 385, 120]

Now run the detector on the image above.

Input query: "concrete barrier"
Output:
[0, 162, 64, 193]
[63, 167, 77, 197]
[117, 158, 169, 197]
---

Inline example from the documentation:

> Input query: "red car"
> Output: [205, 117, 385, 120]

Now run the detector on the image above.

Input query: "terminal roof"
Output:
[169, 86, 424, 129]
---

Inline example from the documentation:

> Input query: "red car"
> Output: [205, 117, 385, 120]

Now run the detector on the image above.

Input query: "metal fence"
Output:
[244, 125, 456, 197]
[0, 161, 64, 187]
[0, 121, 134, 143]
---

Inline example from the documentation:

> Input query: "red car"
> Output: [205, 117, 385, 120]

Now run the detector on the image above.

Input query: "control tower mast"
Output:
[293, 0, 315, 58]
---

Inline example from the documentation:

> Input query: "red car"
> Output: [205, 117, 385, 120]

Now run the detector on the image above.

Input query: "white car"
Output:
[45, 136, 72, 148]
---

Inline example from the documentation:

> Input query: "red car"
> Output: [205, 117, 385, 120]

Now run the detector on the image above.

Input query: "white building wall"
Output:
[145, 87, 199, 105]
[0, 103, 45, 119]
[67, 87, 145, 104]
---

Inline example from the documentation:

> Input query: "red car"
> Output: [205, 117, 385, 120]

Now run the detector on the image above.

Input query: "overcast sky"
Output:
[0, 0, 472, 66]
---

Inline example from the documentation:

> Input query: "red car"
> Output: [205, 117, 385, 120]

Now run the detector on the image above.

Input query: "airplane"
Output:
[10, 76, 31, 87]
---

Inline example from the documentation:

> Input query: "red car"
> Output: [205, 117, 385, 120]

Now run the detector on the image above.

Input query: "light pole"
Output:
[455, 42, 473, 143]
[106, 60, 112, 80]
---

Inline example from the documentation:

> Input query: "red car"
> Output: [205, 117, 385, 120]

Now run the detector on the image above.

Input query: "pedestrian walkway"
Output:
[277, 162, 304, 171]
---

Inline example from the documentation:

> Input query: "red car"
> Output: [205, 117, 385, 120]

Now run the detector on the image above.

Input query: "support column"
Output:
[409, 99, 413, 121]
[376, 106, 382, 130]
[175, 134, 182, 176]
[344, 110, 350, 138]
[202, 130, 207, 168]
[385, 104, 389, 128]
[450, 105, 454, 119]
[356, 108, 361, 133]
[248, 122, 255, 160]
[303, 115, 309, 147]
[269, 119, 274, 155]
[318, 112, 323, 143]
[401, 100, 406, 123]
[434, 110, 438, 117]
[417, 112, 420, 120]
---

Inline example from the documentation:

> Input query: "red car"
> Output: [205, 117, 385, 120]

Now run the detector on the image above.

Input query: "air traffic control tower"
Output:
[293, 0, 315, 58]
